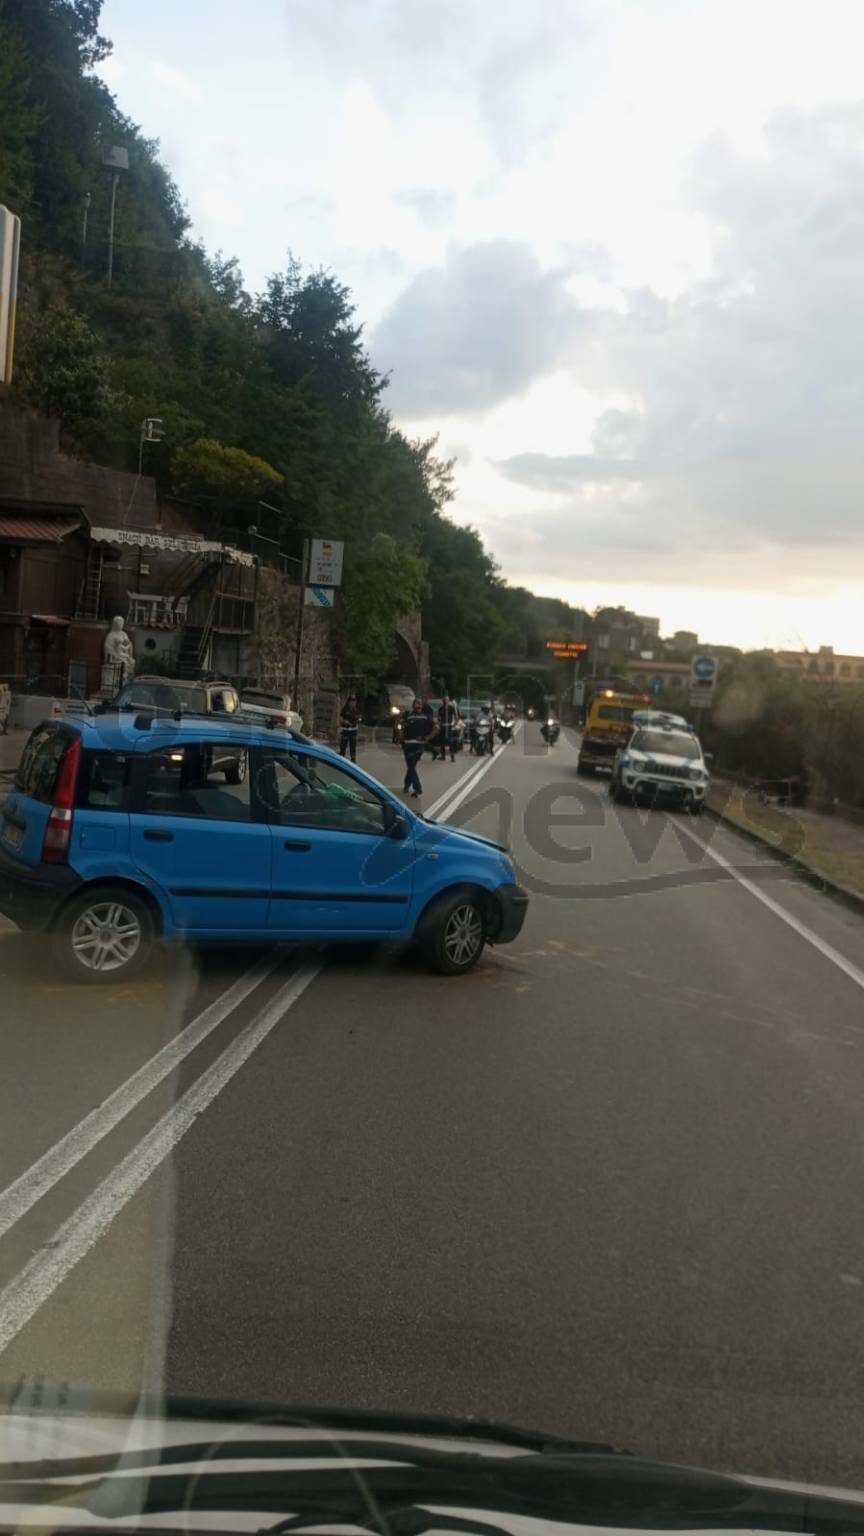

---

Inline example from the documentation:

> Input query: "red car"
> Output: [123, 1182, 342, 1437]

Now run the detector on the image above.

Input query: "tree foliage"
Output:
[335, 533, 427, 678]
[0, 0, 572, 690]
[171, 438, 284, 520]
[15, 301, 121, 422]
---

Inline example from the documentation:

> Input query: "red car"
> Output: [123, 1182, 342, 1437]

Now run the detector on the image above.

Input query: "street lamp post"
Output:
[103, 145, 128, 288]
[81, 192, 91, 263]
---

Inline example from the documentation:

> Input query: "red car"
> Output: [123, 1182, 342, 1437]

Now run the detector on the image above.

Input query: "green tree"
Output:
[14, 300, 120, 423]
[336, 533, 427, 677]
[171, 438, 284, 524]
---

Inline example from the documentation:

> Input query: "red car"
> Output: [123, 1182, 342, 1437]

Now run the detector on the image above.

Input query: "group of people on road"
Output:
[338, 691, 495, 800]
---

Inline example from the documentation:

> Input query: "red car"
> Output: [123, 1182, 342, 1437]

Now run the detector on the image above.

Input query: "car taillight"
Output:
[42, 734, 82, 865]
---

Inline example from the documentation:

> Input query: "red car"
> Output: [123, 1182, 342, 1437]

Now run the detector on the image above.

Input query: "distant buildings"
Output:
[775, 645, 864, 685]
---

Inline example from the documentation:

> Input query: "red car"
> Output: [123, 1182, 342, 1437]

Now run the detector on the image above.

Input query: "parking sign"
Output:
[690, 653, 717, 707]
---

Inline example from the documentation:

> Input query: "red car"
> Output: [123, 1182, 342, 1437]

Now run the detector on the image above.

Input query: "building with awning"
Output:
[0, 502, 89, 682]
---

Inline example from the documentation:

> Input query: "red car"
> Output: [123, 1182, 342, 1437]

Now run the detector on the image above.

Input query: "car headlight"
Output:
[689, 766, 705, 780]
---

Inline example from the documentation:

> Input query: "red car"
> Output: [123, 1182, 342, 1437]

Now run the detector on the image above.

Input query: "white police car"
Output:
[609, 722, 710, 812]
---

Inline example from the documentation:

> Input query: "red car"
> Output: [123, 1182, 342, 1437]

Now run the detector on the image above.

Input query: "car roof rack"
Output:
[93, 703, 312, 744]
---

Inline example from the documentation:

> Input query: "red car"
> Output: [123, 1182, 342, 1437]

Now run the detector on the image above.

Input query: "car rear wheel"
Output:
[422, 892, 486, 976]
[54, 887, 154, 983]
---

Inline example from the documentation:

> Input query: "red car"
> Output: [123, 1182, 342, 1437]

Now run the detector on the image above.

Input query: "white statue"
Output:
[104, 615, 136, 683]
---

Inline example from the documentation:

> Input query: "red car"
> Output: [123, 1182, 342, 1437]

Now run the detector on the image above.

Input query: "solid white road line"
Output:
[0, 953, 284, 1245]
[0, 962, 320, 1354]
[425, 722, 521, 821]
[677, 819, 864, 996]
[435, 737, 510, 823]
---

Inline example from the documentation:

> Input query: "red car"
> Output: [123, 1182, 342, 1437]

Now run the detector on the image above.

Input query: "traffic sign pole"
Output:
[293, 538, 309, 713]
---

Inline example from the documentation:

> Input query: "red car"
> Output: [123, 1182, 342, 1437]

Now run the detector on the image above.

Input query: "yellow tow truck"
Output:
[576, 689, 649, 775]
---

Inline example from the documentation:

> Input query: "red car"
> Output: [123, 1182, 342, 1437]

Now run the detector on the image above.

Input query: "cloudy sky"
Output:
[99, 0, 864, 651]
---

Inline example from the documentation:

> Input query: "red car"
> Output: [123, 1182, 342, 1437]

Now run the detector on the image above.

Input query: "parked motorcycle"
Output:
[541, 717, 560, 745]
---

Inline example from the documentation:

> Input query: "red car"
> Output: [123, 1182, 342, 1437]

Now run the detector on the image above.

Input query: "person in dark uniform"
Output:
[339, 694, 360, 762]
[436, 693, 460, 761]
[402, 697, 437, 797]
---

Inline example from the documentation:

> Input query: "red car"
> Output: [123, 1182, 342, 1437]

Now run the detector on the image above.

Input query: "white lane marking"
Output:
[0, 962, 320, 1354]
[0, 953, 284, 1244]
[424, 755, 492, 820]
[425, 723, 521, 821]
[677, 819, 864, 995]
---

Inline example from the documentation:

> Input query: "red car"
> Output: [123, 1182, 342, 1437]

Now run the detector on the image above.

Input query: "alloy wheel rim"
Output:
[71, 901, 142, 973]
[443, 904, 483, 966]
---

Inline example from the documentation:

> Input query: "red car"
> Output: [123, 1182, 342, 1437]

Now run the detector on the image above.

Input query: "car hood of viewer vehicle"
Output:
[2, 1388, 864, 1535]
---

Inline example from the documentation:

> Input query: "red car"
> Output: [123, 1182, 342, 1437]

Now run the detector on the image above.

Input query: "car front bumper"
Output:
[0, 845, 80, 931]
[492, 882, 529, 943]
[623, 775, 707, 801]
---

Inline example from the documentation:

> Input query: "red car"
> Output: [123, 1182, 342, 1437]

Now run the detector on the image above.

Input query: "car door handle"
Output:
[144, 829, 174, 842]
[283, 840, 311, 852]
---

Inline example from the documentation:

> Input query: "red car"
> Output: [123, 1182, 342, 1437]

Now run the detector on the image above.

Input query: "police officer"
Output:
[402, 697, 437, 797]
[339, 694, 360, 763]
[436, 693, 460, 762]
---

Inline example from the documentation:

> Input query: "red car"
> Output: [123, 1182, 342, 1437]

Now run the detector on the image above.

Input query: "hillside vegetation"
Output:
[0, 0, 585, 683]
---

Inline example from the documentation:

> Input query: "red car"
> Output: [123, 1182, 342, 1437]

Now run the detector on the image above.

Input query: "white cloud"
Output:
[149, 60, 204, 105]
[373, 241, 588, 416]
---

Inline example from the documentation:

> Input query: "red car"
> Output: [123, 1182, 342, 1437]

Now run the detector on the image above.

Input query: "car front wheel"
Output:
[225, 752, 247, 786]
[54, 887, 154, 983]
[422, 892, 486, 976]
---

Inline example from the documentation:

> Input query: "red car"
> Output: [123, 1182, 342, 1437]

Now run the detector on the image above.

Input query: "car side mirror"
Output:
[382, 803, 408, 839]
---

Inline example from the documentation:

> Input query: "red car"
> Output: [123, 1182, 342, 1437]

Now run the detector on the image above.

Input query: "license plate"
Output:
[1, 820, 24, 851]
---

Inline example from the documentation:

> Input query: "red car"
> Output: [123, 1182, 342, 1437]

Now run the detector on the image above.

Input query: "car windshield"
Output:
[5, 0, 864, 1509]
[631, 730, 701, 760]
[597, 704, 635, 722]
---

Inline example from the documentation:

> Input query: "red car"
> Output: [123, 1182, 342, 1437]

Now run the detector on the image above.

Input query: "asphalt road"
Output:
[3, 725, 864, 1488]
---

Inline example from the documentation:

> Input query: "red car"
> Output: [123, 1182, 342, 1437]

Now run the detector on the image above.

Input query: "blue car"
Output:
[0, 714, 528, 982]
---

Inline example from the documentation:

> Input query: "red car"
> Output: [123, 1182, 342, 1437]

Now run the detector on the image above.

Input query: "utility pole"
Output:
[292, 539, 310, 713]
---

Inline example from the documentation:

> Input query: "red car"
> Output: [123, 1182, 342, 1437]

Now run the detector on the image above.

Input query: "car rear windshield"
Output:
[121, 683, 208, 712]
[632, 729, 701, 760]
[15, 724, 77, 803]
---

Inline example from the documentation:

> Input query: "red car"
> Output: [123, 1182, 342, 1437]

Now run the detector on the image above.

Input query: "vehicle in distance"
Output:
[0, 714, 528, 982]
[109, 675, 241, 716]
[631, 708, 693, 732]
[609, 723, 710, 811]
[240, 688, 303, 732]
[577, 689, 649, 776]
[103, 675, 246, 784]
[369, 681, 416, 726]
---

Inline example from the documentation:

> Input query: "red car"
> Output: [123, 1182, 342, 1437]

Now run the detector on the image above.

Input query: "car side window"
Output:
[15, 726, 73, 803]
[258, 749, 387, 835]
[141, 743, 251, 821]
[78, 751, 129, 810]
